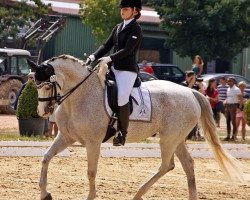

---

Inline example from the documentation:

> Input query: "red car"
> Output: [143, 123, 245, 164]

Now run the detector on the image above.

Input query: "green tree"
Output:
[0, 0, 50, 47]
[150, 0, 250, 61]
[79, 0, 121, 44]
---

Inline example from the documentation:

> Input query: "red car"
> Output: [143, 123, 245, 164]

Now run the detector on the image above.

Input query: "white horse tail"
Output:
[192, 90, 244, 182]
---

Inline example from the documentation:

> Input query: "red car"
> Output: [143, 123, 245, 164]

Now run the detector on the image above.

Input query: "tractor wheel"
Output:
[0, 79, 22, 114]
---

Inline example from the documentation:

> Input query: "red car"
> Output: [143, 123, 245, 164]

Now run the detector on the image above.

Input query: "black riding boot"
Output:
[113, 102, 130, 146]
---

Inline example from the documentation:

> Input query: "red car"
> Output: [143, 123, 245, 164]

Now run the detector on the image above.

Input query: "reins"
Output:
[36, 63, 98, 106]
[56, 68, 95, 105]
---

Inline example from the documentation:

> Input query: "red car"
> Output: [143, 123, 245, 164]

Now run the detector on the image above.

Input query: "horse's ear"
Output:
[27, 59, 37, 72]
[45, 65, 54, 76]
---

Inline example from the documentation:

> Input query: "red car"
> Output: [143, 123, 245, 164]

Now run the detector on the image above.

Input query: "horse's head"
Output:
[28, 59, 58, 118]
[27, 56, 108, 118]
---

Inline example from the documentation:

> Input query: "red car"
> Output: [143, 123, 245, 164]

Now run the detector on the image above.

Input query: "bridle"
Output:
[36, 62, 98, 107]
[36, 79, 61, 114]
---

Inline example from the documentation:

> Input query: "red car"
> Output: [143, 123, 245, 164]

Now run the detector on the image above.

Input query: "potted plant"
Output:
[16, 78, 46, 136]
[244, 99, 250, 126]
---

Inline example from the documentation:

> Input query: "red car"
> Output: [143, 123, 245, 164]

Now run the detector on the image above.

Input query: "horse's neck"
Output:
[60, 72, 104, 113]
[55, 66, 84, 92]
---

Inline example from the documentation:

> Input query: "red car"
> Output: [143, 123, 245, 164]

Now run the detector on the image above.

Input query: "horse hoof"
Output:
[42, 193, 52, 200]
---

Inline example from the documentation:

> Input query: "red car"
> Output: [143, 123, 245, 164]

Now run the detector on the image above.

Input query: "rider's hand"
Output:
[85, 54, 95, 65]
[98, 56, 112, 65]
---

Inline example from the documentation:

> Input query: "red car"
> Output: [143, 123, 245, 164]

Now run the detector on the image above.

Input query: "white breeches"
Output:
[111, 67, 137, 106]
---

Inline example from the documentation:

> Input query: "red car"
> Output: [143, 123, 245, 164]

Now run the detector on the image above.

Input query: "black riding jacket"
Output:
[93, 19, 142, 73]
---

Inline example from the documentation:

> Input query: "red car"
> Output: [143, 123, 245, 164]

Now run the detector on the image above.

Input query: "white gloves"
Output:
[85, 54, 96, 65]
[98, 56, 112, 65]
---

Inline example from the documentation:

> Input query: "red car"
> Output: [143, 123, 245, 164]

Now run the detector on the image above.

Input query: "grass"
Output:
[0, 131, 52, 141]
[0, 129, 249, 144]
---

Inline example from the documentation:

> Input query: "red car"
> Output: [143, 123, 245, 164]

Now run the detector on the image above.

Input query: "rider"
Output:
[86, 0, 143, 146]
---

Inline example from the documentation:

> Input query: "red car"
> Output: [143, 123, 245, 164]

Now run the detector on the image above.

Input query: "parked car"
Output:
[201, 73, 250, 95]
[138, 63, 185, 84]
[138, 71, 158, 82]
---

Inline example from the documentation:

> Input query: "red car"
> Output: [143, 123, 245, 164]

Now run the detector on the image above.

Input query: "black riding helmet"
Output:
[120, 0, 142, 10]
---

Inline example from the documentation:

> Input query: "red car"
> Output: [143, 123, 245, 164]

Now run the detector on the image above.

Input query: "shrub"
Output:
[16, 81, 39, 119]
[244, 99, 250, 126]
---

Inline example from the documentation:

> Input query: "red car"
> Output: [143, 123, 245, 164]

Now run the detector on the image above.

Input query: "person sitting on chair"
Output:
[85, 0, 143, 146]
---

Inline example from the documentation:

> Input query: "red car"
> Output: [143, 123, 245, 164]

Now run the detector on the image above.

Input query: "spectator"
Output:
[217, 76, 228, 127]
[181, 71, 204, 140]
[181, 71, 204, 93]
[236, 81, 249, 141]
[205, 78, 219, 126]
[224, 77, 243, 141]
[141, 60, 154, 75]
[192, 55, 204, 77]
[46, 104, 59, 138]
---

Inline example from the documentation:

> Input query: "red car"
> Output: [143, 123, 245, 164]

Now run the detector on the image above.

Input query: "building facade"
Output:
[42, 1, 249, 78]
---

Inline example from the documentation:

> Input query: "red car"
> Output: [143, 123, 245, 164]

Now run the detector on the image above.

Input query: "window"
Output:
[18, 57, 29, 75]
[10, 56, 18, 74]
[172, 67, 185, 77]
[154, 66, 170, 78]
[0, 56, 7, 75]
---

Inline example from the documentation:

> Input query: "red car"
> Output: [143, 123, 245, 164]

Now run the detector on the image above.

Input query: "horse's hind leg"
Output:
[40, 134, 75, 200]
[133, 137, 176, 200]
[85, 141, 102, 200]
[175, 141, 197, 200]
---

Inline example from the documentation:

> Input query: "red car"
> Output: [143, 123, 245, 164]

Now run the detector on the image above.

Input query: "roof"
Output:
[0, 48, 31, 56]
[139, 6, 160, 24]
[12, 0, 160, 23]
[42, 0, 80, 15]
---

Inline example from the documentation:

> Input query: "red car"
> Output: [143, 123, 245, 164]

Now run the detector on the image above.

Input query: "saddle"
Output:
[105, 70, 141, 114]
[102, 70, 141, 143]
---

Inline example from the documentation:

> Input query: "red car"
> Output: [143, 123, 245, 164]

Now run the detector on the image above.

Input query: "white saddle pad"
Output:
[104, 85, 152, 121]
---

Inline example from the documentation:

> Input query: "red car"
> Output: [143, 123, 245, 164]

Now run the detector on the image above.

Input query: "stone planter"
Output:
[18, 118, 46, 136]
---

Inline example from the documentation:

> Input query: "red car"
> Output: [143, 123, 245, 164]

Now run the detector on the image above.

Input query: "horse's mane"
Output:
[97, 63, 108, 89]
[48, 54, 107, 88]
[49, 54, 85, 66]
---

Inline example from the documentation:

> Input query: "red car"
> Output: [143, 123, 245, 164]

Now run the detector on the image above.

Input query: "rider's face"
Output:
[120, 7, 137, 20]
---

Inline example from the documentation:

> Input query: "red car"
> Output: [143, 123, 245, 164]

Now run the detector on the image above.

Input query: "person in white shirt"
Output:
[236, 81, 249, 141]
[224, 77, 243, 141]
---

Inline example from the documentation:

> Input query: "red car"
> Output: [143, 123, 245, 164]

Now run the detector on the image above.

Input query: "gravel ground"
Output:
[0, 114, 18, 131]
[0, 147, 250, 200]
[0, 115, 250, 199]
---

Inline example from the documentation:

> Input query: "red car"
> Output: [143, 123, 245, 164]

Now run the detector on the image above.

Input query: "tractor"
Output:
[0, 15, 65, 114]
[0, 48, 30, 114]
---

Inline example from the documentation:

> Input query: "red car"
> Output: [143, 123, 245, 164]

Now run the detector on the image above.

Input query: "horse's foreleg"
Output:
[40, 134, 75, 200]
[85, 142, 101, 200]
[133, 137, 176, 200]
[175, 141, 197, 200]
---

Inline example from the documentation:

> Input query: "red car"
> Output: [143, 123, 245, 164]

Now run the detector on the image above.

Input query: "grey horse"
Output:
[29, 55, 243, 200]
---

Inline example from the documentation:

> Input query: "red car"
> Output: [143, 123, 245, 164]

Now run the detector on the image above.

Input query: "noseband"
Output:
[37, 82, 58, 102]
[36, 81, 60, 113]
